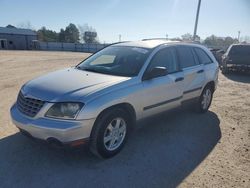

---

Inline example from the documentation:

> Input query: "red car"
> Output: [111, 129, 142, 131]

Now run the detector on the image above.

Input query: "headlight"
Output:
[45, 102, 84, 119]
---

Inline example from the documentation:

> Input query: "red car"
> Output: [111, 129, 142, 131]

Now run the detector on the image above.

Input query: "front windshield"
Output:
[77, 46, 150, 77]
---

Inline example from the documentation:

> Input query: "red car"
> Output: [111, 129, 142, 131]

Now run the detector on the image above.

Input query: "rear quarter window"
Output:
[194, 48, 213, 64]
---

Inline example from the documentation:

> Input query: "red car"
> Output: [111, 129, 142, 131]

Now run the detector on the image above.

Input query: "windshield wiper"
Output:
[76, 66, 101, 73]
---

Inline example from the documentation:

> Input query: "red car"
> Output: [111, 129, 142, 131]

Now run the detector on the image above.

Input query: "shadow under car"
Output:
[0, 109, 221, 188]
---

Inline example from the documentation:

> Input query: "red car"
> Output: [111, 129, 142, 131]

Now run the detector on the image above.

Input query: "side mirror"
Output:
[143, 66, 168, 81]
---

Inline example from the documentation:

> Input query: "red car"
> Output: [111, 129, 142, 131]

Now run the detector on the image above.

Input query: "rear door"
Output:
[176, 46, 205, 101]
[194, 47, 216, 86]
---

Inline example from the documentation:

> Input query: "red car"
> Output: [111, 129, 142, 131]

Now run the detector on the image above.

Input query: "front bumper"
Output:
[10, 103, 95, 144]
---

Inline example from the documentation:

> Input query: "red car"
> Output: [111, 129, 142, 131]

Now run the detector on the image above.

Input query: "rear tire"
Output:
[89, 108, 131, 158]
[221, 66, 229, 74]
[196, 86, 213, 113]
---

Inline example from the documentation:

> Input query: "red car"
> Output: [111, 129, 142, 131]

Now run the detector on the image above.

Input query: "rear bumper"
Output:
[10, 103, 95, 145]
[223, 59, 250, 67]
[225, 64, 250, 67]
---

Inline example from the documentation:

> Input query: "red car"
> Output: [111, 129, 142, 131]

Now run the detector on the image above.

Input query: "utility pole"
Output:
[238, 31, 241, 43]
[166, 34, 168, 40]
[119, 34, 121, 42]
[193, 0, 202, 41]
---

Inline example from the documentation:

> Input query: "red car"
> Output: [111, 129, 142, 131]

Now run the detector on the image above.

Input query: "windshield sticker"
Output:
[132, 47, 148, 54]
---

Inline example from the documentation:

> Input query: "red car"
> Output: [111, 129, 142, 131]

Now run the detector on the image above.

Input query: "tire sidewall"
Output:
[198, 86, 213, 113]
[91, 109, 130, 158]
[221, 65, 229, 74]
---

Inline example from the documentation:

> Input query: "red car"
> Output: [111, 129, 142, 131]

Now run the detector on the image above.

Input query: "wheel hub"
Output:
[103, 117, 127, 151]
[201, 89, 212, 110]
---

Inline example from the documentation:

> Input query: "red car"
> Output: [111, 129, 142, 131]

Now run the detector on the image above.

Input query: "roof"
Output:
[0, 27, 37, 36]
[113, 40, 177, 49]
[113, 39, 203, 49]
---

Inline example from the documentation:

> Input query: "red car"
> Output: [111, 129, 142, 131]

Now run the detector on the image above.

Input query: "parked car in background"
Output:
[221, 44, 250, 74]
[210, 48, 225, 65]
[10, 40, 219, 158]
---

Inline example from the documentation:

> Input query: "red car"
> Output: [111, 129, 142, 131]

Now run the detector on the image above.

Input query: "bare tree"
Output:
[240, 36, 250, 43]
[16, 21, 34, 30]
[78, 24, 99, 43]
[203, 35, 238, 49]
[181, 33, 193, 41]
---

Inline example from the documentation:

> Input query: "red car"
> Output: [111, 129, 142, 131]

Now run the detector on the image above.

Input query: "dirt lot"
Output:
[0, 50, 249, 188]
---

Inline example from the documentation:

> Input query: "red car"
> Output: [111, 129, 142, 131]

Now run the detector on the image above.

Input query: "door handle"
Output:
[175, 77, 184, 82]
[197, 69, 204, 74]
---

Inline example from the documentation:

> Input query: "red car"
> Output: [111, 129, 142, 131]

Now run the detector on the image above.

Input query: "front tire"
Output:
[196, 86, 213, 113]
[89, 109, 130, 158]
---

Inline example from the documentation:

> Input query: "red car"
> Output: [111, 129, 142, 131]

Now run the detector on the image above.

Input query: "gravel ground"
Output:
[0, 50, 249, 188]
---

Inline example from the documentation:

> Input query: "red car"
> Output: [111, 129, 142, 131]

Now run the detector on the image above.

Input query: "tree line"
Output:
[36, 23, 98, 44]
[172, 33, 240, 49]
[5, 24, 247, 48]
[6, 23, 99, 43]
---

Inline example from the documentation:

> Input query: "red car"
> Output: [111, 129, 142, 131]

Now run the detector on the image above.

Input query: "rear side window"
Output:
[148, 47, 178, 73]
[194, 48, 213, 64]
[177, 46, 197, 68]
[229, 45, 250, 56]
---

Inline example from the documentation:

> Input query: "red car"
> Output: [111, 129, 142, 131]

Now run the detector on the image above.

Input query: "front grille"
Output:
[17, 92, 45, 117]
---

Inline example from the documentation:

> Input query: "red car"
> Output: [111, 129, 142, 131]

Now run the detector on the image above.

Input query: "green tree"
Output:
[64, 23, 80, 43]
[58, 29, 66, 42]
[37, 27, 58, 42]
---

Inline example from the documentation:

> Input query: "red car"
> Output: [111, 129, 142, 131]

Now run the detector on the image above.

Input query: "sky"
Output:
[0, 0, 249, 43]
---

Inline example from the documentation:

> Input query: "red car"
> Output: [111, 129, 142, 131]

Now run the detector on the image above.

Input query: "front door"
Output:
[142, 47, 184, 118]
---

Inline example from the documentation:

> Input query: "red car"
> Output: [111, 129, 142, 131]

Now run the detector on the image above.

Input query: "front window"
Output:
[147, 47, 178, 73]
[77, 46, 151, 77]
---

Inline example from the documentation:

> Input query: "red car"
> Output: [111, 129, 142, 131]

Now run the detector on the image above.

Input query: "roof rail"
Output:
[109, 41, 131, 45]
[142, 38, 169, 41]
[182, 40, 201, 44]
[141, 38, 186, 42]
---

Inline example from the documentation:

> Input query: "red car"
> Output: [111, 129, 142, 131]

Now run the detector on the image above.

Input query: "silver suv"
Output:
[10, 40, 219, 158]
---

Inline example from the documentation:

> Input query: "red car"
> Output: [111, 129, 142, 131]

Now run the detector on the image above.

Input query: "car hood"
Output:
[21, 68, 129, 102]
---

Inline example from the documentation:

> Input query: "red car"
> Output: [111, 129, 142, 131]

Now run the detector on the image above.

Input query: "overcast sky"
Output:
[0, 0, 249, 43]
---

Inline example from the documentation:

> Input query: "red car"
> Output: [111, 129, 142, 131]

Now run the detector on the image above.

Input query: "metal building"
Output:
[0, 27, 37, 50]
